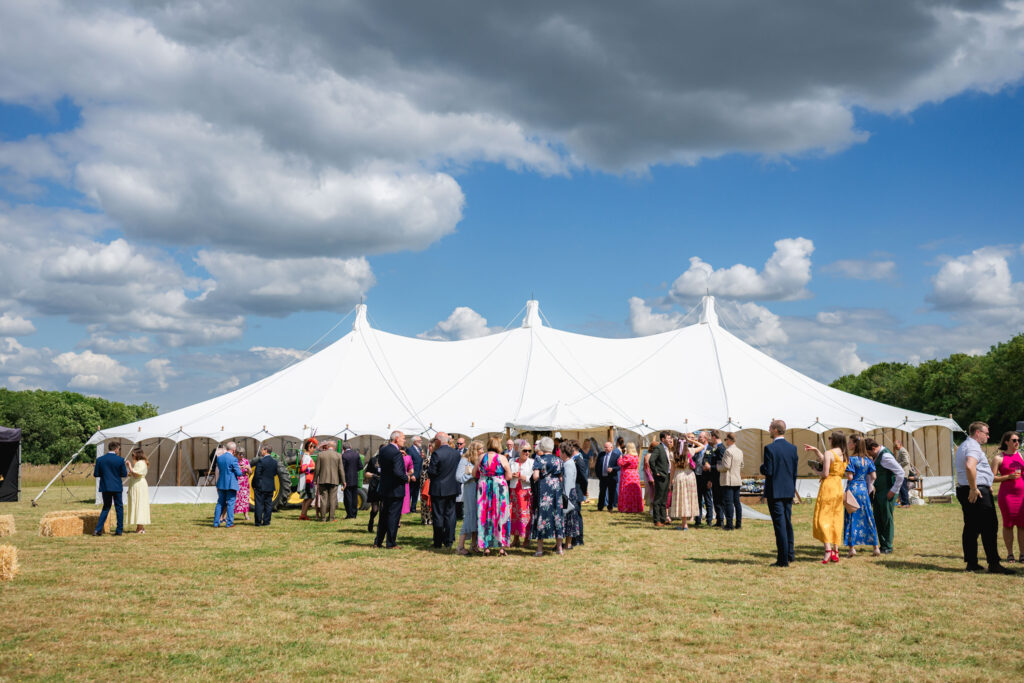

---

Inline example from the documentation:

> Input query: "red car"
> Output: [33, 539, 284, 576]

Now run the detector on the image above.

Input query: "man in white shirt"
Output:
[955, 421, 1014, 574]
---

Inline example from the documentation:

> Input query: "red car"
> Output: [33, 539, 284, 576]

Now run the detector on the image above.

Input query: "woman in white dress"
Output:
[126, 447, 151, 533]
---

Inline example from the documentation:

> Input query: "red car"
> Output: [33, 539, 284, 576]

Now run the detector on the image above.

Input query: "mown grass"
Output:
[1, 484, 1021, 681]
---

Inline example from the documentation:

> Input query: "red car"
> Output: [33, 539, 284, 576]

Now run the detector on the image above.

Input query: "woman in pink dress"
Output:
[401, 449, 414, 515]
[995, 431, 1024, 561]
[508, 443, 534, 547]
[230, 449, 251, 522]
[617, 442, 644, 513]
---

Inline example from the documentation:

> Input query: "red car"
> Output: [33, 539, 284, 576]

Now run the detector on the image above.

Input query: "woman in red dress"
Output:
[508, 443, 534, 547]
[995, 431, 1024, 561]
[617, 442, 644, 513]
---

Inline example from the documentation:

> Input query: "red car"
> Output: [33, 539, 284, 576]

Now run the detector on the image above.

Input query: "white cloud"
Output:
[83, 334, 154, 354]
[144, 358, 176, 391]
[0, 313, 36, 336]
[249, 346, 311, 364]
[212, 376, 241, 394]
[929, 247, 1024, 313]
[52, 349, 133, 389]
[194, 251, 374, 316]
[669, 237, 815, 302]
[626, 297, 688, 336]
[824, 259, 896, 281]
[418, 307, 501, 341]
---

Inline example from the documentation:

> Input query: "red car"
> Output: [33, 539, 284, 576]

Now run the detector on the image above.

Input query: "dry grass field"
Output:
[1, 482, 1022, 682]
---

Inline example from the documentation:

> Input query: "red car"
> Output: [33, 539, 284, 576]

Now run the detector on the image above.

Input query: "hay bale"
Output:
[0, 544, 17, 582]
[0, 514, 14, 537]
[38, 510, 110, 537]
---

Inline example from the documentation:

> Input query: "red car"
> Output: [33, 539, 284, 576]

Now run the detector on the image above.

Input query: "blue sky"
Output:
[1, 1, 1023, 411]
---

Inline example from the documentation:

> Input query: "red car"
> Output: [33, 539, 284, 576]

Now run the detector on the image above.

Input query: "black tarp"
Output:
[0, 426, 21, 502]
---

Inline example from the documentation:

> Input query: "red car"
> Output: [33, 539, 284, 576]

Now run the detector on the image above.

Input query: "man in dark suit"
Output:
[571, 442, 589, 546]
[407, 435, 423, 513]
[761, 419, 799, 567]
[426, 431, 460, 549]
[706, 430, 727, 527]
[314, 441, 345, 522]
[251, 445, 282, 527]
[597, 441, 621, 511]
[692, 432, 711, 526]
[373, 431, 409, 549]
[94, 441, 128, 536]
[341, 443, 363, 519]
[649, 433, 672, 527]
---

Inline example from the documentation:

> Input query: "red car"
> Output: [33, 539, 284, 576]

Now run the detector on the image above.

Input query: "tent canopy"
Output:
[88, 296, 959, 446]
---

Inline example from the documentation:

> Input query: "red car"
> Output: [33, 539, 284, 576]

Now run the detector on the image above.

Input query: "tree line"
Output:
[0, 388, 158, 464]
[830, 333, 1024, 439]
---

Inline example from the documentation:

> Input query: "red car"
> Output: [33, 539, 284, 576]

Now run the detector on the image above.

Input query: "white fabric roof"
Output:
[87, 297, 959, 445]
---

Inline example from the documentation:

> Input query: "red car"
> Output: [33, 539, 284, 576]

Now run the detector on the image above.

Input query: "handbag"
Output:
[843, 488, 860, 513]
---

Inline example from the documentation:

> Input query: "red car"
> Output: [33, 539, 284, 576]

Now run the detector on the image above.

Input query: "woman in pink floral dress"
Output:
[476, 437, 512, 555]
[617, 443, 644, 513]
[233, 449, 252, 521]
[508, 443, 534, 547]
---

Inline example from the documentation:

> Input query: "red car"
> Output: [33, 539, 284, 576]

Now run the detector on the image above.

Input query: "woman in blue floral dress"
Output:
[530, 436, 565, 556]
[844, 434, 881, 557]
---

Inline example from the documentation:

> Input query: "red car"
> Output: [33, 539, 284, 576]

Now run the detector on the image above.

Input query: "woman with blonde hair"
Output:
[617, 442, 644, 513]
[806, 431, 848, 564]
[456, 441, 484, 555]
[670, 441, 699, 530]
[126, 447, 151, 534]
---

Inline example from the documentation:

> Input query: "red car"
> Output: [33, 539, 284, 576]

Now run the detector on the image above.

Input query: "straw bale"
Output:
[0, 514, 14, 537]
[38, 510, 110, 537]
[0, 544, 17, 582]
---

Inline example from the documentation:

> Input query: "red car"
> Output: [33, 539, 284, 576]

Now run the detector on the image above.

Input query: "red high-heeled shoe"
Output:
[830, 549, 840, 563]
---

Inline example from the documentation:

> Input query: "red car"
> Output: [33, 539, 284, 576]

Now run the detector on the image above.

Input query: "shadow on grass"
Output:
[880, 560, 979, 573]
[686, 557, 763, 566]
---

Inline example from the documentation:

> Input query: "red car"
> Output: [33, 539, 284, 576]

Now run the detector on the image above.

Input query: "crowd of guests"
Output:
[87, 420, 1024, 574]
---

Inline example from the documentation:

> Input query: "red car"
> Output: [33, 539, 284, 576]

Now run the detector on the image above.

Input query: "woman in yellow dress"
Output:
[126, 448, 151, 534]
[806, 431, 847, 564]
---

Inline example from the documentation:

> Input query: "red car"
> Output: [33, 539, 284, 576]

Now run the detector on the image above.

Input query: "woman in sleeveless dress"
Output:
[669, 446, 698, 530]
[401, 449, 414, 515]
[617, 443, 644, 513]
[476, 437, 511, 555]
[843, 434, 880, 557]
[126, 448, 151, 533]
[508, 443, 534, 548]
[806, 431, 847, 564]
[456, 441, 483, 555]
[994, 431, 1024, 561]
[233, 449, 251, 522]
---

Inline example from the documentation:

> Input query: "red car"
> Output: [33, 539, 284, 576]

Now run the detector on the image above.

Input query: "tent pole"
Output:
[31, 443, 88, 507]
[150, 440, 179, 504]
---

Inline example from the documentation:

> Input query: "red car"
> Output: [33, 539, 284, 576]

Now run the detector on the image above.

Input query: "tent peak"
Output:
[521, 300, 543, 328]
[353, 303, 369, 331]
[699, 295, 718, 326]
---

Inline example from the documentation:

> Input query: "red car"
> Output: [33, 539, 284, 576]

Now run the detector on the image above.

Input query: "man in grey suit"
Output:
[314, 441, 346, 522]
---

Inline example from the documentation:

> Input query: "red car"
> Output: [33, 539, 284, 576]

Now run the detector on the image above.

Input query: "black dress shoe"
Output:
[964, 564, 985, 572]
[988, 565, 1016, 575]
[769, 561, 789, 568]
[93, 531, 103, 536]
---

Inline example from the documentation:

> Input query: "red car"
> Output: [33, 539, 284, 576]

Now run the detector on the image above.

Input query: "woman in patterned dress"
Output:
[994, 431, 1024, 561]
[233, 448, 252, 522]
[669, 444, 699, 529]
[530, 436, 565, 556]
[476, 437, 512, 555]
[298, 438, 317, 521]
[457, 441, 483, 555]
[843, 434, 880, 557]
[617, 442, 644, 513]
[509, 442, 534, 548]
[806, 431, 847, 564]
[419, 447, 433, 526]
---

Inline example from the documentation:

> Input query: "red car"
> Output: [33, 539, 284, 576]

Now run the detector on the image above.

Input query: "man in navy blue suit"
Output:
[597, 441, 621, 511]
[427, 432, 460, 549]
[94, 441, 128, 536]
[210, 441, 243, 527]
[760, 419, 798, 567]
[374, 430, 409, 549]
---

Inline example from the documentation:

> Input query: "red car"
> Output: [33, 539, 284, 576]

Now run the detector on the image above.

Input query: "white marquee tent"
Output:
[84, 297, 961, 502]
